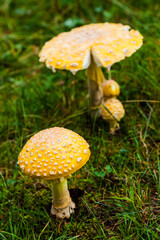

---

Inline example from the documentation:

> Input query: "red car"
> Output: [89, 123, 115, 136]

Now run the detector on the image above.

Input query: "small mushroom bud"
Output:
[100, 98, 125, 134]
[18, 127, 91, 219]
[101, 79, 120, 99]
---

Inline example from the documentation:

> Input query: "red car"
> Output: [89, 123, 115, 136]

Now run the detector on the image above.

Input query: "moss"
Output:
[22, 189, 49, 209]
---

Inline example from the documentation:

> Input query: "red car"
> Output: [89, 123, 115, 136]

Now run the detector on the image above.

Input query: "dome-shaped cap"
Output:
[101, 79, 120, 98]
[39, 23, 143, 74]
[101, 98, 125, 121]
[18, 127, 91, 180]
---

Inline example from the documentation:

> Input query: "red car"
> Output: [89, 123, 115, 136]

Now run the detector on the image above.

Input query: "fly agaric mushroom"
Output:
[18, 127, 91, 219]
[101, 79, 120, 99]
[100, 98, 125, 134]
[39, 23, 143, 117]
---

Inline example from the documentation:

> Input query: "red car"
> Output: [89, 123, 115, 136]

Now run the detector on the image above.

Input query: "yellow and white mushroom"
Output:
[101, 79, 120, 99]
[39, 23, 143, 117]
[101, 98, 125, 134]
[18, 127, 91, 219]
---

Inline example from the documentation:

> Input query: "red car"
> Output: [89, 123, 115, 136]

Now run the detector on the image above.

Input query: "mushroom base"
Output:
[51, 199, 75, 219]
[50, 178, 75, 219]
[88, 79, 102, 118]
[109, 120, 120, 135]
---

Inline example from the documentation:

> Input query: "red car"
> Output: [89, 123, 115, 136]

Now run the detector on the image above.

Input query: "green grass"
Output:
[1, 0, 160, 239]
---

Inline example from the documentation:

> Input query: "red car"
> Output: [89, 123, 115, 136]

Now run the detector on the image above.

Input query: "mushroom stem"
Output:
[109, 120, 120, 135]
[108, 68, 112, 80]
[50, 177, 75, 219]
[86, 58, 104, 118]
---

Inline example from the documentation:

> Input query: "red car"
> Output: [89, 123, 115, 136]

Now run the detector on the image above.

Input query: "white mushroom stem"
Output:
[107, 67, 112, 80]
[86, 58, 105, 118]
[50, 177, 75, 219]
[108, 120, 120, 135]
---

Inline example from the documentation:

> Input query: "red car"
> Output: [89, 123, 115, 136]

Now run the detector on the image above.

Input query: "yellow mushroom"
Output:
[101, 79, 120, 99]
[101, 98, 125, 134]
[39, 23, 143, 117]
[18, 127, 91, 219]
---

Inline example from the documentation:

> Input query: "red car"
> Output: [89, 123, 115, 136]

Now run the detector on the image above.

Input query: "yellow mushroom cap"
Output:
[101, 79, 120, 98]
[18, 127, 91, 180]
[101, 98, 125, 121]
[39, 22, 143, 74]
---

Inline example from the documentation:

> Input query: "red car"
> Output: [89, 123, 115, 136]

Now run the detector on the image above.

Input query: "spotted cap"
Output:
[39, 22, 143, 74]
[101, 98, 125, 121]
[18, 127, 91, 180]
